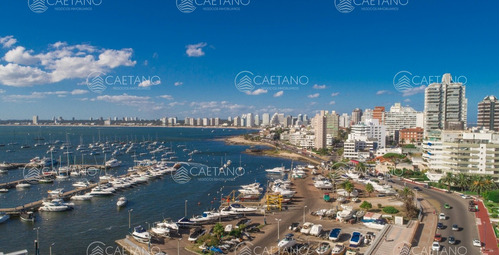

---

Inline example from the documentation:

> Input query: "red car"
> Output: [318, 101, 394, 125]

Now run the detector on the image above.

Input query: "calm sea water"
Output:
[0, 126, 297, 254]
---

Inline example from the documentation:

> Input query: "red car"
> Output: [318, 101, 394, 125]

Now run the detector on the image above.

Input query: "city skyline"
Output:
[0, 1, 497, 121]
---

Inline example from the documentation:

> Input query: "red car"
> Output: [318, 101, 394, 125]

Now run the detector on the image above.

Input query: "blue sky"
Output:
[0, 0, 497, 123]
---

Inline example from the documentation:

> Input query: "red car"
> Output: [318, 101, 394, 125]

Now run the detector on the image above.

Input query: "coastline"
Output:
[0, 124, 261, 130]
[223, 135, 322, 164]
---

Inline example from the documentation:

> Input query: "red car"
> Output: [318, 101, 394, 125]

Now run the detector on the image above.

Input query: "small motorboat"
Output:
[349, 232, 363, 247]
[0, 188, 8, 193]
[315, 242, 331, 255]
[132, 225, 151, 243]
[20, 211, 35, 222]
[277, 233, 297, 249]
[70, 193, 93, 201]
[116, 197, 127, 207]
[16, 183, 31, 189]
[0, 212, 10, 224]
[329, 228, 342, 241]
[47, 188, 64, 198]
[300, 222, 314, 235]
[331, 243, 346, 255]
[188, 227, 206, 242]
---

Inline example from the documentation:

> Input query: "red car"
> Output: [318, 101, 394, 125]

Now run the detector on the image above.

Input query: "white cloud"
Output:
[329, 101, 336, 105]
[0, 89, 5, 94]
[168, 101, 185, 107]
[402, 85, 427, 96]
[310, 102, 317, 106]
[312, 84, 326, 89]
[0, 36, 136, 87]
[331, 92, 340, 97]
[174, 81, 183, 86]
[138, 79, 161, 87]
[245, 89, 268, 95]
[159, 95, 173, 100]
[376, 90, 391, 95]
[96, 93, 163, 111]
[308, 93, 320, 98]
[404, 98, 411, 102]
[0, 36, 16, 48]
[186, 42, 207, 57]
[273, 91, 284, 97]
[71, 89, 88, 95]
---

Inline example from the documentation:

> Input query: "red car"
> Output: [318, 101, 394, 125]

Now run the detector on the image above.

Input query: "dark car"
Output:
[289, 222, 300, 232]
[413, 186, 421, 191]
[448, 236, 456, 245]
[235, 218, 251, 229]
[437, 223, 445, 229]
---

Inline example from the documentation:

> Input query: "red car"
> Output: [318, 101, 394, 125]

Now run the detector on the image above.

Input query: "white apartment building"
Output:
[423, 129, 499, 177]
[283, 131, 315, 148]
[384, 103, 424, 137]
[350, 119, 386, 148]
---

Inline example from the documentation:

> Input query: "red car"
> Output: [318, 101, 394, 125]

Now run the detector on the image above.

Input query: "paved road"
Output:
[393, 179, 480, 255]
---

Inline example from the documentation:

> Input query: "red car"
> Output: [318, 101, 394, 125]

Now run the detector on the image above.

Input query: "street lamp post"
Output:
[177, 238, 182, 255]
[49, 243, 55, 255]
[185, 200, 188, 217]
[128, 209, 133, 229]
[33, 227, 40, 255]
[303, 205, 308, 223]
[275, 218, 281, 242]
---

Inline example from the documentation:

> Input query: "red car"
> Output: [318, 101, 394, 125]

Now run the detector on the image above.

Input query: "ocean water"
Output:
[0, 126, 296, 254]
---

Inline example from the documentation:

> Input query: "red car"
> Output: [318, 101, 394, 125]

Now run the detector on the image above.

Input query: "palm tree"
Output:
[345, 182, 354, 199]
[365, 183, 374, 197]
[454, 173, 469, 192]
[398, 187, 417, 218]
[440, 172, 455, 192]
[470, 175, 497, 196]
[355, 162, 366, 174]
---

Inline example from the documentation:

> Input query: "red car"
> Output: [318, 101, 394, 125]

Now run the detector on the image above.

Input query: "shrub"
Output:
[360, 201, 372, 210]
[377, 203, 383, 209]
[383, 206, 399, 214]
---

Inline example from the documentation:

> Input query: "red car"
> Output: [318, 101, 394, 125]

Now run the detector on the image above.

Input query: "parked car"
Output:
[432, 242, 440, 251]
[448, 236, 456, 245]
[452, 224, 459, 231]
[434, 234, 442, 242]
[439, 213, 446, 220]
[461, 194, 471, 199]
[437, 223, 445, 229]
[473, 239, 482, 247]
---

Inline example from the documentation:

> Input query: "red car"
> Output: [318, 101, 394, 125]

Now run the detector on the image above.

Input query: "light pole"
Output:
[303, 205, 307, 223]
[275, 218, 281, 242]
[185, 200, 188, 217]
[177, 238, 182, 255]
[49, 243, 55, 255]
[146, 221, 151, 230]
[33, 227, 40, 255]
[128, 209, 133, 229]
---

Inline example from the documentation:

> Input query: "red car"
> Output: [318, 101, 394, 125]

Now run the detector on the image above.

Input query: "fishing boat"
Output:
[0, 212, 9, 224]
[331, 243, 346, 255]
[116, 197, 127, 207]
[329, 228, 342, 241]
[315, 242, 331, 255]
[132, 225, 151, 243]
[277, 234, 297, 249]
[20, 211, 35, 222]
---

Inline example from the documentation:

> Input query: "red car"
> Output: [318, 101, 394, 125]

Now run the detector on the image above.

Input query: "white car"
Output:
[439, 213, 446, 220]
[432, 242, 440, 251]
[461, 194, 471, 199]
[473, 239, 482, 247]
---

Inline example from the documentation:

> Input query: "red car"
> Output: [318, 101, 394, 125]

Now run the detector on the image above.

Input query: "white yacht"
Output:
[277, 234, 297, 249]
[105, 158, 121, 168]
[72, 180, 90, 188]
[116, 197, 127, 207]
[132, 226, 151, 243]
[70, 193, 93, 201]
[229, 203, 257, 213]
[16, 182, 31, 189]
[47, 188, 64, 198]
[265, 166, 287, 174]
[39, 199, 73, 212]
[89, 186, 115, 196]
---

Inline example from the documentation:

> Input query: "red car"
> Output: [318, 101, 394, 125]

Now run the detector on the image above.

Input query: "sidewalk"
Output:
[410, 199, 437, 254]
[475, 200, 499, 255]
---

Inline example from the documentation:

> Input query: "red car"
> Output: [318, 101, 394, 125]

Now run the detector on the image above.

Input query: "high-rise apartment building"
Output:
[424, 73, 467, 135]
[313, 112, 327, 149]
[477, 95, 499, 131]
[351, 108, 363, 125]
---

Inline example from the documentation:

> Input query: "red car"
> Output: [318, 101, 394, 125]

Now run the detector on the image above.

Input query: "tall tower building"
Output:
[262, 113, 270, 126]
[326, 111, 339, 138]
[351, 108, 362, 125]
[477, 95, 499, 131]
[313, 112, 327, 149]
[424, 73, 467, 135]
[32, 115, 39, 125]
[373, 106, 385, 124]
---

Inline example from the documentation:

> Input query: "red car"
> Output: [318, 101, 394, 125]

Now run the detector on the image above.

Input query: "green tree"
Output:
[454, 173, 469, 192]
[344, 182, 354, 199]
[398, 187, 417, 218]
[365, 183, 374, 197]
[213, 223, 225, 239]
[360, 201, 372, 210]
[440, 172, 455, 192]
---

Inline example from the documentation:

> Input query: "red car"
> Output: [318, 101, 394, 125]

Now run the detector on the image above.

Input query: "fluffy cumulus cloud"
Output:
[331, 92, 340, 97]
[174, 81, 183, 86]
[376, 90, 391, 95]
[189, 101, 249, 115]
[308, 93, 320, 98]
[245, 88, 268, 95]
[273, 91, 284, 97]
[138, 79, 161, 87]
[2, 89, 89, 102]
[186, 42, 207, 57]
[329, 101, 336, 105]
[0, 36, 16, 48]
[312, 84, 326, 89]
[0, 36, 136, 87]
